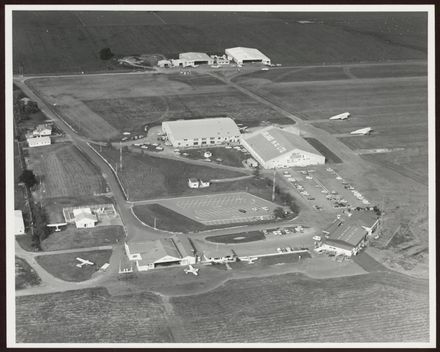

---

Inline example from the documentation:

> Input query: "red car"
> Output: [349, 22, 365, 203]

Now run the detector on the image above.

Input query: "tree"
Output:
[274, 207, 287, 219]
[19, 169, 37, 189]
[99, 47, 114, 60]
[30, 202, 50, 250]
[24, 101, 39, 114]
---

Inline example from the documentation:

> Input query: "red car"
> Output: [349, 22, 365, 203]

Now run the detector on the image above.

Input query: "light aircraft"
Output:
[240, 256, 258, 264]
[76, 257, 94, 268]
[350, 127, 373, 135]
[329, 112, 350, 120]
[361, 226, 374, 235]
[184, 265, 199, 276]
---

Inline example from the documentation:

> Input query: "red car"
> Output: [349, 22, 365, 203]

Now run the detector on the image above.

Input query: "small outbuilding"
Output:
[14, 210, 25, 235]
[27, 136, 51, 148]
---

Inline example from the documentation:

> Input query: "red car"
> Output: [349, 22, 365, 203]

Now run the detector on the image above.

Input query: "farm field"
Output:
[15, 257, 41, 290]
[171, 271, 429, 343]
[40, 225, 125, 251]
[35, 250, 112, 282]
[16, 288, 173, 343]
[27, 72, 290, 141]
[13, 12, 427, 74]
[27, 142, 108, 199]
[15, 271, 429, 343]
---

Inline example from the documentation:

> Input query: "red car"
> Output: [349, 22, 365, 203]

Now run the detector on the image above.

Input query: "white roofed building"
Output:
[73, 208, 98, 228]
[162, 117, 241, 148]
[225, 47, 271, 65]
[179, 52, 214, 66]
[27, 136, 51, 148]
[15, 210, 25, 235]
[240, 126, 325, 169]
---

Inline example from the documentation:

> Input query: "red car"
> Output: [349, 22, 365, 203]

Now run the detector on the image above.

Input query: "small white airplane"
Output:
[76, 257, 94, 268]
[350, 127, 373, 135]
[329, 112, 350, 120]
[362, 226, 374, 235]
[184, 265, 199, 276]
[240, 256, 258, 264]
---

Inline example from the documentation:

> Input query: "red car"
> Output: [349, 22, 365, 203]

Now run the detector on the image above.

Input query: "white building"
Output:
[225, 47, 271, 65]
[179, 52, 214, 66]
[15, 210, 25, 235]
[33, 124, 52, 136]
[157, 59, 172, 68]
[162, 117, 241, 148]
[188, 178, 200, 188]
[318, 212, 380, 257]
[27, 136, 51, 148]
[210, 54, 230, 65]
[240, 126, 325, 169]
[73, 208, 97, 228]
[125, 237, 196, 271]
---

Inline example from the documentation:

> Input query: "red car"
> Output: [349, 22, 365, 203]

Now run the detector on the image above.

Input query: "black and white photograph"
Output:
[6, 4, 435, 348]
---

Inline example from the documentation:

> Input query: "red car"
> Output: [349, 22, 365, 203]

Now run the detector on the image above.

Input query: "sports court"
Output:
[159, 192, 278, 226]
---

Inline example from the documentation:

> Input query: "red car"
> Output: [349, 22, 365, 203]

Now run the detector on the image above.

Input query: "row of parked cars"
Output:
[276, 246, 309, 254]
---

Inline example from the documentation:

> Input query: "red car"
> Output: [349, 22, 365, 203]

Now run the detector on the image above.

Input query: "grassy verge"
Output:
[35, 250, 112, 282]
[15, 257, 41, 290]
[40, 226, 125, 251]
[205, 231, 266, 244]
[181, 146, 248, 168]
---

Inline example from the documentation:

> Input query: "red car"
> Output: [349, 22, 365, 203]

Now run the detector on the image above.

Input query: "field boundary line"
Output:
[87, 143, 129, 201]
[129, 207, 180, 235]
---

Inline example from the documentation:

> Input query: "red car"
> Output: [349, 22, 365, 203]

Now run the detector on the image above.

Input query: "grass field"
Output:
[98, 146, 250, 200]
[15, 271, 429, 343]
[171, 271, 429, 343]
[16, 288, 173, 343]
[15, 257, 41, 290]
[181, 146, 248, 168]
[13, 12, 426, 74]
[27, 143, 107, 199]
[40, 225, 125, 251]
[35, 250, 112, 282]
[206, 231, 266, 244]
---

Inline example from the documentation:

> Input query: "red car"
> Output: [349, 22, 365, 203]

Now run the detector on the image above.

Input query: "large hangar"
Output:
[240, 126, 325, 169]
[225, 47, 271, 65]
[179, 52, 214, 66]
[162, 117, 241, 148]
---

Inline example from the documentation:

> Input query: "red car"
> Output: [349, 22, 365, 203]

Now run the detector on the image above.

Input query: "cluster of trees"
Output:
[99, 47, 114, 60]
[264, 177, 300, 218]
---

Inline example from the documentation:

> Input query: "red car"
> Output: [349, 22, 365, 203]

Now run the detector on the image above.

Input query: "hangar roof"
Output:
[241, 126, 321, 162]
[162, 117, 240, 141]
[179, 52, 212, 62]
[172, 236, 196, 258]
[129, 238, 182, 264]
[327, 224, 366, 248]
[225, 47, 270, 61]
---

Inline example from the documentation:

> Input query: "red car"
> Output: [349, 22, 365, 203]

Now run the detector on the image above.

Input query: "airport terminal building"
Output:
[240, 126, 325, 169]
[225, 47, 271, 65]
[162, 117, 241, 148]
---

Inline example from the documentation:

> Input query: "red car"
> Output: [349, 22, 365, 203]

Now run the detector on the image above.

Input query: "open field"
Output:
[27, 142, 108, 199]
[171, 271, 429, 343]
[40, 225, 125, 251]
[206, 231, 266, 244]
[27, 73, 290, 141]
[35, 250, 112, 282]
[16, 288, 173, 343]
[98, 146, 250, 200]
[14, 12, 426, 74]
[15, 257, 41, 290]
[159, 192, 278, 226]
[16, 270, 429, 343]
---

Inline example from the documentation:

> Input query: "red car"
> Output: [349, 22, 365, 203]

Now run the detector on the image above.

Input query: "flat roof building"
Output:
[240, 126, 325, 169]
[27, 136, 51, 148]
[179, 52, 214, 66]
[225, 47, 271, 65]
[162, 117, 241, 148]
[15, 210, 25, 235]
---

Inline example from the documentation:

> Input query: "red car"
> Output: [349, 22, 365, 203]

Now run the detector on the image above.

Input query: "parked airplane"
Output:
[76, 257, 94, 268]
[184, 265, 199, 276]
[329, 112, 350, 120]
[240, 256, 258, 264]
[350, 127, 373, 135]
[361, 226, 374, 235]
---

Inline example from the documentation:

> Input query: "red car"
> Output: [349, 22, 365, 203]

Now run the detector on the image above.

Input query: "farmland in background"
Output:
[13, 11, 427, 74]
[16, 288, 173, 343]
[16, 271, 429, 343]
[171, 271, 429, 343]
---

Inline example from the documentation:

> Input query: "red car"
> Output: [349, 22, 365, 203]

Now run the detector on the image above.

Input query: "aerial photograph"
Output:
[8, 5, 434, 347]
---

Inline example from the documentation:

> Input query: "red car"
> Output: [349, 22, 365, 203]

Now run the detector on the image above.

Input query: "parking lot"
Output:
[159, 192, 278, 226]
[279, 166, 373, 212]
